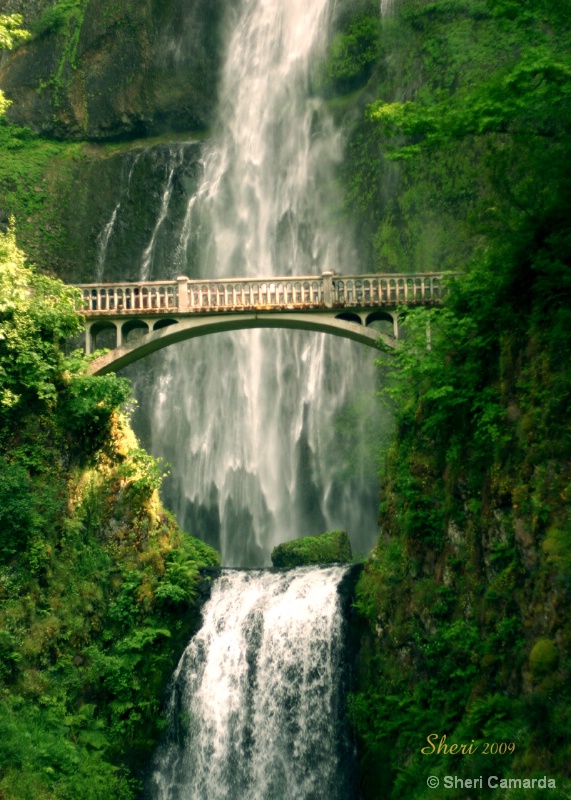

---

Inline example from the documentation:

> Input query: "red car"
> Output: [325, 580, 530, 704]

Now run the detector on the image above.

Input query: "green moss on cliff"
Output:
[345, 0, 571, 796]
[0, 225, 220, 798]
[271, 530, 353, 568]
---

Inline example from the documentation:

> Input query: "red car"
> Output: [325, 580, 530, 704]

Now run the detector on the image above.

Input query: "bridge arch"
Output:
[153, 318, 179, 332]
[87, 312, 396, 375]
[335, 311, 363, 325]
[122, 319, 150, 342]
[89, 319, 120, 351]
[365, 310, 399, 338]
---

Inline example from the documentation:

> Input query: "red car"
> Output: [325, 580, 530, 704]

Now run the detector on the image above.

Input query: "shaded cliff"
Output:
[341, 1, 571, 797]
[0, 0, 227, 139]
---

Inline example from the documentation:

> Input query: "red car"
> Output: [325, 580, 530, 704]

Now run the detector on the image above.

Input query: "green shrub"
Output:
[327, 14, 381, 89]
[31, 0, 86, 38]
[59, 373, 131, 457]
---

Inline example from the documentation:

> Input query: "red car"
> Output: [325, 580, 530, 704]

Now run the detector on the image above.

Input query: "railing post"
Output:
[322, 271, 334, 308]
[176, 276, 189, 312]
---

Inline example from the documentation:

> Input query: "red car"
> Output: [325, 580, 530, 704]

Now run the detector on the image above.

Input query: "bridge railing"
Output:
[185, 276, 325, 311]
[79, 281, 178, 313]
[334, 274, 442, 306]
[76, 272, 445, 315]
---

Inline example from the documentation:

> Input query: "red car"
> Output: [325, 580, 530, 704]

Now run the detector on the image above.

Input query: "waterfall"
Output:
[131, 0, 382, 566]
[149, 567, 358, 800]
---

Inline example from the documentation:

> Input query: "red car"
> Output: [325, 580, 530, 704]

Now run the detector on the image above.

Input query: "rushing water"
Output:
[95, 0, 384, 566]
[143, 0, 380, 566]
[148, 567, 358, 800]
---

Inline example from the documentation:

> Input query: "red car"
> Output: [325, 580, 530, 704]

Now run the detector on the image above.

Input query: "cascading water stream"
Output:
[148, 567, 358, 800]
[136, 0, 382, 566]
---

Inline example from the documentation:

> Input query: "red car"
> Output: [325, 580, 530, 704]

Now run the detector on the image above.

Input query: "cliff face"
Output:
[0, 0, 227, 139]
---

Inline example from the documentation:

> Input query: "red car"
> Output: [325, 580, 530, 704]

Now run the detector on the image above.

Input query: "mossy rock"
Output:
[271, 529, 352, 568]
[529, 638, 559, 677]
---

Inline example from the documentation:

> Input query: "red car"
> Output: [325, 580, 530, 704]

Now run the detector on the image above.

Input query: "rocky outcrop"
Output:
[0, 0, 228, 139]
[271, 530, 353, 568]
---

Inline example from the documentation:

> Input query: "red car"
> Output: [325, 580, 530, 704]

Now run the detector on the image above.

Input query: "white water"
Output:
[141, 0, 381, 566]
[149, 567, 357, 800]
[140, 146, 186, 280]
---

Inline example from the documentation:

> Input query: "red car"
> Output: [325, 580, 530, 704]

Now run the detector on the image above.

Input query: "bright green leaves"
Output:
[0, 14, 30, 116]
[0, 222, 83, 411]
[61, 374, 131, 457]
[0, 14, 30, 50]
[369, 8, 571, 160]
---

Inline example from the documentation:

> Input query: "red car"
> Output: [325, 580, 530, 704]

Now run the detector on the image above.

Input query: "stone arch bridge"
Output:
[76, 272, 445, 375]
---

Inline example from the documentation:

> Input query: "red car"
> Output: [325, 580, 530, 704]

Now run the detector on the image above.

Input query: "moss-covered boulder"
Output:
[271, 529, 353, 568]
[529, 638, 559, 677]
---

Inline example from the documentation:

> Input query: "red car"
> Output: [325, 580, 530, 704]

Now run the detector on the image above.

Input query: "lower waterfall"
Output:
[148, 567, 358, 800]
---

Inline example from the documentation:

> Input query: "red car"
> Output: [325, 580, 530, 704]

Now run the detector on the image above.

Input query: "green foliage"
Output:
[114, 447, 168, 503]
[0, 221, 220, 797]
[541, 523, 571, 577]
[0, 13, 30, 50]
[347, 0, 571, 795]
[0, 411, 220, 798]
[61, 372, 131, 456]
[31, 0, 87, 38]
[0, 14, 30, 115]
[369, 42, 571, 160]
[0, 119, 84, 267]
[0, 459, 33, 555]
[271, 529, 353, 568]
[0, 697, 136, 800]
[326, 13, 381, 90]
[0, 222, 82, 411]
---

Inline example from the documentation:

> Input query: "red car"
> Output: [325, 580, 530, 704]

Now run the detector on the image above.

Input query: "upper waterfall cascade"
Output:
[94, 0, 384, 566]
